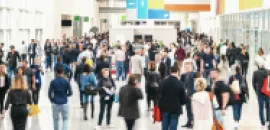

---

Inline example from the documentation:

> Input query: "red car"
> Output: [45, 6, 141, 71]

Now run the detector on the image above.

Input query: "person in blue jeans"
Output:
[200, 46, 216, 86]
[228, 66, 249, 127]
[49, 66, 73, 130]
[95, 68, 116, 130]
[252, 64, 269, 127]
[80, 64, 97, 120]
[30, 58, 44, 105]
[158, 65, 187, 130]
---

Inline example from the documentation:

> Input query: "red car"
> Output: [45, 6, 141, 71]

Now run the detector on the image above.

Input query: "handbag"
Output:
[152, 105, 161, 123]
[84, 84, 98, 95]
[230, 76, 241, 94]
[261, 76, 270, 97]
[28, 104, 40, 117]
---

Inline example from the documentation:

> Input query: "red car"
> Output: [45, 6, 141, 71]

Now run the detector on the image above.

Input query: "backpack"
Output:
[148, 71, 159, 88]
[261, 76, 270, 97]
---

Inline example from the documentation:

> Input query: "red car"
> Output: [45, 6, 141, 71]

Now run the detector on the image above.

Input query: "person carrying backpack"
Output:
[252, 62, 269, 128]
[211, 68, 231, 128]
[228, 66, 249, 127]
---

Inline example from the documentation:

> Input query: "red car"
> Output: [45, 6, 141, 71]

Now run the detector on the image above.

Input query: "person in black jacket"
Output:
[146, 61, 161, 110]
[0, 43, 4, 64]
[0, 65, 10, 115]
[44, 39, 52, 71]
[95, 68, 116, 129]
[74, 57, 87, 108]
[252, 62, 269, 127]
[239, 47, 249, 76]
[28, 39, 37, 65]
[52, 42, 59, 67]
[161, 48, 171, 74]
[2, 73, 32, 130]
[181, 63, 196, 128]
[159, 65, 187, 130]
[6, 46, 21, 76]
[118, 74, 143, 130]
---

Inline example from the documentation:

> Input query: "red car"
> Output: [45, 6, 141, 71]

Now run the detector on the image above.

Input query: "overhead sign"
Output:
[137, 0, 148, 19]
[148, 9, 170, 19]
[127, 0, 137, 9]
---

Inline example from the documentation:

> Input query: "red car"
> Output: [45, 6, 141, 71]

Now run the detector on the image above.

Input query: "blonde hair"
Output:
[11, 75, 28, 90]
[194, 78, 207, 92]
[0, 65, 6, 76]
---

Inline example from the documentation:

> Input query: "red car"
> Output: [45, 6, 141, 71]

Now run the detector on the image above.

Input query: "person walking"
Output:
[30, 58, 44, 105]
[21, 41, 28, 61]
[118, 74, 143, 130]
[145, 61, 160, 111]
[0, 65, 10, 115]
[159, 65, 187, 130]
[252, 61, 269, 128]
[2, 73, 32, 130]
[6, 46, 21, 76]
[130, 50, 143, 82]
[28, 39, 38, 65]
[115, 45, 125, 81]
[95, 68, 116, 130]
[44, 39, 53, 71]
[80, 64, 97, 120]
[229, 66, 249, 127]
[48, 66, 73, 130]
[175, 44, 186, 69]
[192, 78, 213, 130]
[218, 55, 229, 83]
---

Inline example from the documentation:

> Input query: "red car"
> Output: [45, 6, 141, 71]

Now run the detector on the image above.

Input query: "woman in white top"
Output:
[181, 52, 197, 74]
[168, 43, 176, 67]
[255, 48, 265, 70]
[218, 55, 229, 83]
[192, 78, 213, 130]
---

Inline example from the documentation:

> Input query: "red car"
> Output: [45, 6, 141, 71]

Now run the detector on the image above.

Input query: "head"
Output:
[163, 48, 169, 57]
[128, 74, 138, 86]
[31, 39, 35, 43]
[205, 46, 211, 54]
[56, 66, 64, 76]
[148, 61, 156, 71]
[242, 46, 247, 53]
[10, 46, 15, 52]
[235, 65, 242, 75]
[195, 78, 207, 92]
[11, 75, 28, 90]
[83, 64, 91, 74]
[135, 49, 141, 55]
[220, 39, 223, 42]
[171, 65, 180, 76]
[22, 41, 25, 45]
[34, 58, 40, 65]
[0, 65, 6, 76]
[102, 68, 110, 78]
[170, 43, 175, 49]
[258, 48, 264, 56]
[210, 68, 220, 80]
[22, 60, 28, 68]
[57, 55, 63, 62]
[16, 67, 23, 76]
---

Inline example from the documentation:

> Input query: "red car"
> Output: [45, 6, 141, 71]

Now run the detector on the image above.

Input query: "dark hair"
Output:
[195, 71, 202, 78]
[82, 57, 87, 63]
[235, 65, 241, 75]
[128, 74, 137, 86]
[171, 65, 179, 73]
[212, 68, 221, 73]
[163, 48, 169, 53]
[149, 61, 156, 71]
[57, 55, 63, 62]
[83, 64, 91, 73]
[56, 66, 64, 74]
[22, 60, 28, 64]
[186, 52, 191, 58]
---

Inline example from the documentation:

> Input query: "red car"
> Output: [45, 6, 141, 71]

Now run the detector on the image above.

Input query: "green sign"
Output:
[84, 16, 89, 22]
[74, 16, 80, 21]
[103, 19, 107, 23]
[121, 15, 126, 21]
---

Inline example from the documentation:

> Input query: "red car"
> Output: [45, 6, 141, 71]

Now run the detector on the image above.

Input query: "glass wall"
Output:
[220, 9, 270, 54]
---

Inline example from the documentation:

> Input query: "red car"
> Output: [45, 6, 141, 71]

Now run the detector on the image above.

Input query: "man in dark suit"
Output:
[28, 39, 37, 65]
[6, 45, 21, 76]
[181, 63, 196, 128]
[161, 48, 171, 73]
[159, 65, 187, 130]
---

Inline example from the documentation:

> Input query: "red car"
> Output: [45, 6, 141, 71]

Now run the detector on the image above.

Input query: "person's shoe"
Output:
[186, 124, 193, 129]
[107, 124, 114, 129]
[84, 116, 88, 120]
[94, 126, 101, 130]
[181, 124, 192, 128]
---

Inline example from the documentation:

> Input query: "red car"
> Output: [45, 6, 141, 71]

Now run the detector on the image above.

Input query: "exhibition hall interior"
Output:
[0, 0, 270, 130]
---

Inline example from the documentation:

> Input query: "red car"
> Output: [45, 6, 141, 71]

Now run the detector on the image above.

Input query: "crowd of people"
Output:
[0, 32, 269, 130]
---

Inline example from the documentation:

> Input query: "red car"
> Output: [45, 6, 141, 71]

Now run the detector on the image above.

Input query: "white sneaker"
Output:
[95, 126, 102, 130]
[107, 124, 114, 129]
[235, 122, 239, 127]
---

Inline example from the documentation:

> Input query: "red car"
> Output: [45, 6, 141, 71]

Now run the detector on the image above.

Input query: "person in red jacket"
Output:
[175, 44, 186, 70]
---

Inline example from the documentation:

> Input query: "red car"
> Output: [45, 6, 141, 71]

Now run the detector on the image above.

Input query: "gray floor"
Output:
[0, 71, 268, 130]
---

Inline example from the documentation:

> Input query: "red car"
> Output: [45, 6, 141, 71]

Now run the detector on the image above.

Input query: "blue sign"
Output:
[137, 0, 148, 19]
[148, 9, 170, 19]
[126, 0, 137, 9]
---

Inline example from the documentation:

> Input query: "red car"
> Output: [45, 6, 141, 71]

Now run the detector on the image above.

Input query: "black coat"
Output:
[94, 61, 110, 79]
[158, 75, 187, 115]
[252, 68, 268, 95]
[6, 51, 21, 68]
[118, 85, 143, 119]
[0, 74, 10, 94]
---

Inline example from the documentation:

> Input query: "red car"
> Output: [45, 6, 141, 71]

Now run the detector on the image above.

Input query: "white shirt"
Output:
[77, 50, 93, 63]
[21, 44, 28, 54]
[115, 49, 125, 62]
[220, 45, 227, 55]
[265, 54, 270, 70]
[0, 76, 5, 88]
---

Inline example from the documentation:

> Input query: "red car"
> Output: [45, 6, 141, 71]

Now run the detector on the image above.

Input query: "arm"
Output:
[221, 92, 229, 110]
[17, 52, 21, 62]
[4, 91, 12, 111]
[135, 88, 143, 100]
[48, 82, 54, 102]
[67, 82, 73, 97]
[179, 83, 187, 105]
[27, 91, 33, 104]
[252, 72, 257, 93]
[32, 74, 36, 90]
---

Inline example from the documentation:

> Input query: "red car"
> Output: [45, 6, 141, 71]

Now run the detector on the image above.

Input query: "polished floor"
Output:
[0, 71, 268, 130]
